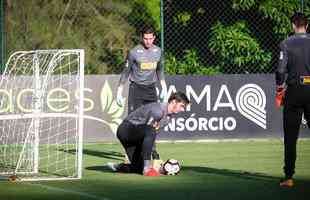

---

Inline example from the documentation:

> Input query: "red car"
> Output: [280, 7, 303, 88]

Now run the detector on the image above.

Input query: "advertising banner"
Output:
[0, 74, 308, 142]
[80, 74, 308, 141]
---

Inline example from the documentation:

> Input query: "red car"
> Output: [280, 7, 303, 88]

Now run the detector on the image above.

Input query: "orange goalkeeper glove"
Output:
[143, 167, 160, 177]
[275, 86, 285, 108]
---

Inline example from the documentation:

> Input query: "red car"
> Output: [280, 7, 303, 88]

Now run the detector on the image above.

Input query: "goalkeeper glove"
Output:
[275, 86, 285, 108]
[143, 167, 160, 176]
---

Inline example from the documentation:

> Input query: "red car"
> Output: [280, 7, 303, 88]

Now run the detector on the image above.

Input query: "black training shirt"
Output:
[276, 33, 310, 86]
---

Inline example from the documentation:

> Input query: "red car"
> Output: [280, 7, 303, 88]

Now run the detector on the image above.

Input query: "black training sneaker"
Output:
[117, 163, 131, 173]
[107, 162, 132, 173]
[280, 178, 294, 187]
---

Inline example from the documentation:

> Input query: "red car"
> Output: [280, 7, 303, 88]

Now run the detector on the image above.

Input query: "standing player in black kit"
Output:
[276, 12, 310, 187]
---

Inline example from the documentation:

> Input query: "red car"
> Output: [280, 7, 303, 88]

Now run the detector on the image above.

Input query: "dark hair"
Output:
[140, 25, 155, 36]
[168, 91, 190, 105]
[290, 12, 308, 28]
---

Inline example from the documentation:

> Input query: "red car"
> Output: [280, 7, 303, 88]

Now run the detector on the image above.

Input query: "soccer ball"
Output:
[162, 159, 181, 175]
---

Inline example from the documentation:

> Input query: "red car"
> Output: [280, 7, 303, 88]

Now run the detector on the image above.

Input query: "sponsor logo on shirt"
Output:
[140, 62, 157, 70]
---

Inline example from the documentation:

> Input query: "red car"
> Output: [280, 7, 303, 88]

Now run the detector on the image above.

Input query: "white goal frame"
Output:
[0, 49, 84, 181]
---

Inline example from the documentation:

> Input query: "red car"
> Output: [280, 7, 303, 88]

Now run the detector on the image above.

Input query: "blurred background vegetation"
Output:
[1, 0, 309, 75]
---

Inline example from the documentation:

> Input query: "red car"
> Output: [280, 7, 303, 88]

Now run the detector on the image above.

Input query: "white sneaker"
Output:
[106, 162, 118, 172]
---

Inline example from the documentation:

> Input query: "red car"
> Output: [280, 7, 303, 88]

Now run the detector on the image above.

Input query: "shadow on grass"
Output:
[88, 164, 310, 183]
[85, 165, 115, 173]
[59, 148, 124, 161]
[182, 166, 310, 189]
[83, 149, 124, 161]
[85, 164, 310, 199]
[182, 166, 280, 182]
[86, 164, 279, 181]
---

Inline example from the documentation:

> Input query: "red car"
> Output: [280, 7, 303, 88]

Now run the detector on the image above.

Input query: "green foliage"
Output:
[6, 0, 139, 74]
[5, 0, 309, 75]
[305, 3, 310, 16]
[232, 0, 256, 11]
[259, 0, 299, 37]
[165, 49, 221, 75]
[133, 0, 160, 31]
[231, 0, 308, 37]
[208, 21, 272, 73]
[173, 11, 192, 26]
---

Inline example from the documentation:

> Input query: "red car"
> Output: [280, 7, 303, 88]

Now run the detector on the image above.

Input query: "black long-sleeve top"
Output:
[276, 33, 310, 86]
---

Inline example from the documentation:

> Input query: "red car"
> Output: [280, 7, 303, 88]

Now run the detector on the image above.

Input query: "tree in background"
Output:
[165, 49, 221, 75]
[208, 21, 271, 73]
[4, 0, 309, 75]
[5, 0, 160, 74]
[164, 0, 310, 74]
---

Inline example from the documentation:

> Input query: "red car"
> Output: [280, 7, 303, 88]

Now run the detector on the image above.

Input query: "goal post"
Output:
[0, 49, 84, 181]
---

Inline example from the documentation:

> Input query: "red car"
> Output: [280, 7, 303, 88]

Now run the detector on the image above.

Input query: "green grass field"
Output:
[1, 139, 310, 200]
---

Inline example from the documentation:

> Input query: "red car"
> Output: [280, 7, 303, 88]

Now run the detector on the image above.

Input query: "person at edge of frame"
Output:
[276, 12, 310, 188]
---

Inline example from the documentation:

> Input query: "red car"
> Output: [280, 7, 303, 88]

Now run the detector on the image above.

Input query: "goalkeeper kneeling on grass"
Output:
[107, 91, 190, 176]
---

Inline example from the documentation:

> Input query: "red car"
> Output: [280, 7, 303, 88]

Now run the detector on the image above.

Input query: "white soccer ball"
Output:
[162, 159, 181, 175]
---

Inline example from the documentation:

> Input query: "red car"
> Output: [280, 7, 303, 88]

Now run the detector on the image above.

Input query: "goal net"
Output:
[0, 49, 84, 181]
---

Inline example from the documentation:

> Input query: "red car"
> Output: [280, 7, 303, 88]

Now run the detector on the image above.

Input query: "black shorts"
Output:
[128, 82, 157, 113]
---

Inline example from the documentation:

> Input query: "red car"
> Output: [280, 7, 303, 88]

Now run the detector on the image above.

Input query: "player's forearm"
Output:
[156, 66, 165, 82]
[276, 42, 288, 86]
[276, 60, 287, 86]
[143, 160, 152, 171]
[276, 72, 286, 86]
[142, 128, 157, 160]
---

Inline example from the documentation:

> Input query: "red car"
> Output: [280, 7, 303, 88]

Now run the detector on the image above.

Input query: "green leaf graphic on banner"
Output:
[100, 80, 124, 134]
[100, 81, 113, 112]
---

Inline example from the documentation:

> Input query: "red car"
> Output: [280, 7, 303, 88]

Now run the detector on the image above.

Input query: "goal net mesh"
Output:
[0, 49, 84, 181]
